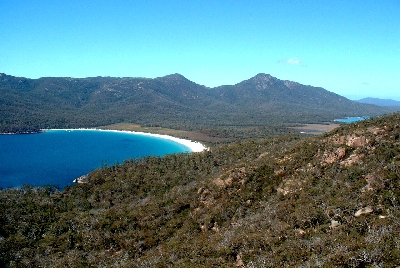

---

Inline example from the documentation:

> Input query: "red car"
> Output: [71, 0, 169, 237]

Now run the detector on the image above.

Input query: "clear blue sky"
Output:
[1, 0, 399, 100]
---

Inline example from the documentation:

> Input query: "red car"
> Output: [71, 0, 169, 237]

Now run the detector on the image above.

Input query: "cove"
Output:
[0, 129, 197, 189]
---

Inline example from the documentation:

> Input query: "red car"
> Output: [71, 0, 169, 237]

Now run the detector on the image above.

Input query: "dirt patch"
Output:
[290, 123, 340, 134]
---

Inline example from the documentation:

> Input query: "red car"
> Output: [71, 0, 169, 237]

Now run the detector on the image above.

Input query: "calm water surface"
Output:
[334, 116, 369, 123]
[0, 130, 191, 189]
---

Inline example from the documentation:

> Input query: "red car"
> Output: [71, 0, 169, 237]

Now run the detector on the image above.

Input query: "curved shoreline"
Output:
[45, 128, 208, 153]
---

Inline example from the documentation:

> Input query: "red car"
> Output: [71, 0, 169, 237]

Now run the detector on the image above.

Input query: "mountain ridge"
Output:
[355, 97, 400, 107]
[0, 72, 397, 134]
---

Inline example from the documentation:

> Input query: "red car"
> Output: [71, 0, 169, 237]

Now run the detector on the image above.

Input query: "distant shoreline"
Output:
[0, 130, 43, 135]
[45, 128, 208, 153]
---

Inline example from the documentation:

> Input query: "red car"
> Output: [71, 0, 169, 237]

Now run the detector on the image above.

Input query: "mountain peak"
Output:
[159, 73, 188, 81]
[253, 73, 276, 80]
[238, 73, 280, 90]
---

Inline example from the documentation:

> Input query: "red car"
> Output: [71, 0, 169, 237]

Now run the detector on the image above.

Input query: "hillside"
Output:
[0, 73, 395, 135]
[356, 97, 400, 107]
[211, 74, 381, 119]
[1, 112, 399, 267]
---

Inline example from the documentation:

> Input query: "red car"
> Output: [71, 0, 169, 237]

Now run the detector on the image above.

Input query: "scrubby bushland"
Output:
[1, 113, 400, 267]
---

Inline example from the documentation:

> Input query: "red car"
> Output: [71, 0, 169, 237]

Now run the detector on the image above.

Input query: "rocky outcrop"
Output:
[355, 206, 373, 217]
[322, 147, 346, 165]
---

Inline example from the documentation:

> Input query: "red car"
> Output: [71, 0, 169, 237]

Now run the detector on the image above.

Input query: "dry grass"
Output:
[290, 123, 340, 134]
[98, 123, 227, 143]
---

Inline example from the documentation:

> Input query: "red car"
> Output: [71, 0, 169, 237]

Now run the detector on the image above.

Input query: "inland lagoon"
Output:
[0, 129, 205, 189]
[334, 116, 370, 123]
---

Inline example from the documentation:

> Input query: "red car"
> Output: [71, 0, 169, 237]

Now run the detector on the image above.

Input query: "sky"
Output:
[1, 0, 399, 100]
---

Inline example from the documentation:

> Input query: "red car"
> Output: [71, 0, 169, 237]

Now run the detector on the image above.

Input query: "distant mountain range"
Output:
[355, 97, 400, 107]
[0, 73, 397, 133]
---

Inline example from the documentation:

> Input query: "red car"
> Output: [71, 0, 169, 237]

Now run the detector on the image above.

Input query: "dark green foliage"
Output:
[1, 113, 400, 266]
[1, 73, 396, 134]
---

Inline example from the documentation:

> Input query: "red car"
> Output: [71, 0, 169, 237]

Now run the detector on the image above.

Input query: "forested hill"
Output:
[1, 112, 399, 266]
[356, 97, 400, 107]
[0, 73, 395, 133]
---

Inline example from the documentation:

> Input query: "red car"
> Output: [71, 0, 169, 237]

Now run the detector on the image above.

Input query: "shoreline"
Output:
[45, 128, 208, 153]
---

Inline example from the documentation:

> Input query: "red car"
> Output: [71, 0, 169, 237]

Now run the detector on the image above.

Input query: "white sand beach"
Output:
[47, 128, 208, 152]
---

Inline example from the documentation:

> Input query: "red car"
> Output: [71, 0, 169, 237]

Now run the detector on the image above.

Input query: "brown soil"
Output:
[290, 123, 340, 134]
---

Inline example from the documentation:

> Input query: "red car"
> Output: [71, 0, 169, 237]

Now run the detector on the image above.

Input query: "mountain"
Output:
[211, 73, 389, 121]
[1, 112, 399, 266]
[355, 97, 400, 107]
[0, 73, 396, 133]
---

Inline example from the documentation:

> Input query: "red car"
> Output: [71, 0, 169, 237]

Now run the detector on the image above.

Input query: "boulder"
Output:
[355, 206, 373, 217]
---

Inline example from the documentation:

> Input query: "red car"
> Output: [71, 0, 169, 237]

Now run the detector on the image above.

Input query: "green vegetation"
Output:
[1, 73, 397, 137]
[1, 113, 399, 267]
[99, 123, 299, 143]
[1, 72, 399, 266]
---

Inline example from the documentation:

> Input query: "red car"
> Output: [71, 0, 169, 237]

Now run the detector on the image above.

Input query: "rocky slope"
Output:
[1, 113, 399, 267]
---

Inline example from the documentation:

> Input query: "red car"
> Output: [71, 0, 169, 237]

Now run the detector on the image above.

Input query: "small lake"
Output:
[334, 116, 369, 123]
[0, 129, 192, 189]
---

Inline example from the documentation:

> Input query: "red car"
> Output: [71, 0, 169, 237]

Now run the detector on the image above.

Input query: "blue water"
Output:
[334, 116, 369, 123]
[0, 129, 191, 189]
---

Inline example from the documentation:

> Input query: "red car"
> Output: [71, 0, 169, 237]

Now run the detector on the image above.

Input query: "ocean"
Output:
[0, 129, 192, 189]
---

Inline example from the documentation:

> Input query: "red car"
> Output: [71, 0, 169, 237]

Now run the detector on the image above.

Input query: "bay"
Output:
[0, 129, 193, 189]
